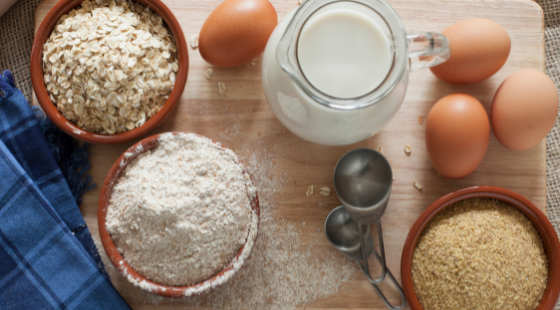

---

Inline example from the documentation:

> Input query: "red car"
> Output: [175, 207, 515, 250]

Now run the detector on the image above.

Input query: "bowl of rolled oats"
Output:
[30, 0, 188, 144]
[401, 186, 560, 310]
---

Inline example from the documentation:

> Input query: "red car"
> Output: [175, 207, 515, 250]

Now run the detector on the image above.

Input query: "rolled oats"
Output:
[218, 82, 226, 96]
[319, 187, 331, 196]
[204, 69, 213, 80]
[190, 35, 199, 49]
[306, 185, 313, 197]
[404, 144, 411, 155]
[42, 0, 179, 134]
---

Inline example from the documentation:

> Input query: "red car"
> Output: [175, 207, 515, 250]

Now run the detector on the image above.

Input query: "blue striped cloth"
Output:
[0, 71, 131, 309]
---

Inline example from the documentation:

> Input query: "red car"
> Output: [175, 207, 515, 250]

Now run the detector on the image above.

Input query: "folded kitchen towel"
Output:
[0, 70, 103, 272]
[0, 70, 131, 310]
[35, 108, 95, 205]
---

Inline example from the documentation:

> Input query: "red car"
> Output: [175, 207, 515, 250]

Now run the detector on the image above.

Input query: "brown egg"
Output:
[491, 69, 559, 151]
[430, 19, 510, 84]
[426, 93, 490, 178]
[199, 0, 277, 67]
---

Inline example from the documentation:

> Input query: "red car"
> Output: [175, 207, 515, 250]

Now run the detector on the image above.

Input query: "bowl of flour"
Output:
[98, 132, 259, 297]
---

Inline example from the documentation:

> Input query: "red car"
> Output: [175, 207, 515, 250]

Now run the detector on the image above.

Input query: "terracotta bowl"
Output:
[401, 186, 560, 310]
[98, 132, 260, 297]
[30, 0, 188, 144]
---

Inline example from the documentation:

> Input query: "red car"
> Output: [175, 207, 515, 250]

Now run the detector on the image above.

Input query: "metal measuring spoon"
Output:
[325, 206, 406, 310]
[333, 148, 392, 224]
[334, 148, 392, 283]
[324, 205, 374, 261]
[330, 148, 406, 309]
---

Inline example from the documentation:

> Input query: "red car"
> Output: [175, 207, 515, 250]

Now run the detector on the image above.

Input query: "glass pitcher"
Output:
[261, 0, 450, 146]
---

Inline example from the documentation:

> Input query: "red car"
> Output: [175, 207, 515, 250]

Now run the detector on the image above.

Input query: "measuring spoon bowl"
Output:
[325, 205, 374, 261]
[333, 148, 393, 224]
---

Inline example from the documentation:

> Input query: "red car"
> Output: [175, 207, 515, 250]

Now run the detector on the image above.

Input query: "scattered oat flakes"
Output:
[306, 185, 314, 197]
[218, 82, 226, 96]
[42, 0, 178, 134]
[190, 35, 199, 49]
[413, 181, 423, 191]
[319, 187, 331, 196]
[377, 146, 383, 154]
[404, 144, 411, 155]
[418, 116, 424, 125]
[251, 59, 256, 66]
[298, 0, 305, 4]
[204, 69, 213, 80]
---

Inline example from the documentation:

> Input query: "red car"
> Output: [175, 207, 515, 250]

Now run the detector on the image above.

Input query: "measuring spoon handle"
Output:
[368, 267, 407, 310]
[354, 260, 406, 310]
[369, 239, 407, 309]
[356, 221, 407, 310]
[359, 220, 387, 284]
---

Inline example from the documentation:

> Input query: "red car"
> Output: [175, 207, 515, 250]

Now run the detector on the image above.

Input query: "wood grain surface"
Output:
[35, 0, 545, 309]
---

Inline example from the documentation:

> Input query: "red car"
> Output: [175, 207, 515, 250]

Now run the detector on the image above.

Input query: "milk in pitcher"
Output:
[297, 4, 393, 99]
[262, 0, 449, 145]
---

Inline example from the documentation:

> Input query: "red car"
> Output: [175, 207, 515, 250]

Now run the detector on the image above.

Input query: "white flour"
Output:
[184, 150, 357, 309]
[95, 118, 357, 308]
[106, 133, 256, 287]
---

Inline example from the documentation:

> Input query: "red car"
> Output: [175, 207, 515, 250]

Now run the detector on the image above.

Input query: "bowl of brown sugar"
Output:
[401, 186, 560, 310]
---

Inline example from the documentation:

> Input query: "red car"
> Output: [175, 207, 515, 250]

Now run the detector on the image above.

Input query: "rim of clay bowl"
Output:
[98, 132, 260, 297]
[401, 186, 560, 310]
[30, 0, 188, 144]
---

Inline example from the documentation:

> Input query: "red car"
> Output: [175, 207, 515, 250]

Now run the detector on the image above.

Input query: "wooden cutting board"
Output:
[35, 0, 545, 309]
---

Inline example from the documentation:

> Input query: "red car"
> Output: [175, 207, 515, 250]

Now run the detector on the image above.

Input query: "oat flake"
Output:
[190, 35, 199, 49]
[404, 144, 411, 155]
[218, 82, 226, 95]
[205, 69, 213, 80]
[306, 185, 314, 197]
[320, 187, 331, 196]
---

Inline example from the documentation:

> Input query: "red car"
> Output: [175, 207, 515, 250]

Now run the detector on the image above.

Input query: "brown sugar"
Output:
[412, 198, 548, 310]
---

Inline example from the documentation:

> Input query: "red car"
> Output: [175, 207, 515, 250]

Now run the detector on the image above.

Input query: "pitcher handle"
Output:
[407, 32, 450, 71]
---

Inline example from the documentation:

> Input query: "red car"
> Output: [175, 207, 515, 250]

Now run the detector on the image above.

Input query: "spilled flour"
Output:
[97, 132, 356, 309]
[182, 150, 356, 309]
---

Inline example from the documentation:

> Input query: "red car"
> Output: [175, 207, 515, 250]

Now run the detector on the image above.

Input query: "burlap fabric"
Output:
[2, 0, 560, 306]
[0, 0, 41, 99]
